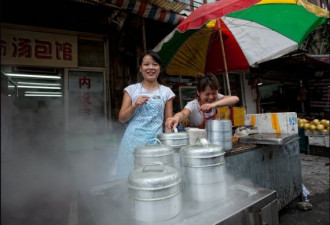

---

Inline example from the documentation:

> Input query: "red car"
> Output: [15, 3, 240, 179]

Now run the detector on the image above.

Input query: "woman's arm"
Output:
[165, 108, 191, 130]
[118, 92, 136, 123]
[118, 91, 149, 123]
[164, 98, 174, 121]
[164, 99, 174, 132]
[200, 95, 239, 112]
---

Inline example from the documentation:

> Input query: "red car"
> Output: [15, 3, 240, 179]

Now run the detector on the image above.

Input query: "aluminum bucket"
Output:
[157, 129, 189, 172]
[207, 130, 232, 141]
[180, 139, 226, 185]
[205, 120, 232, 131]
[134, 139, 174, 169]
[128, 163, 182, 222]
[157, 129, 189, 149]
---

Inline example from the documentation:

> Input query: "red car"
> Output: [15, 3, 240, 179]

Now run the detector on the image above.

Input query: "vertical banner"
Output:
[68, 70, 105, 132]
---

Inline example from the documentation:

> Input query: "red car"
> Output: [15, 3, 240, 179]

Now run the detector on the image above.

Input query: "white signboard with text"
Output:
[68, 70, 105, 131]
[1, 28, 78, 67]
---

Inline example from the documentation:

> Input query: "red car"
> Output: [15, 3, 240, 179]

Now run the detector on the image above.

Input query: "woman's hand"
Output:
[199, 95, 239, 112]
[134, 95, 149, 107]
[165, 117, 179, 130]
[199, 103, 215, 112]
[119, 94, 150, 123]
[166, 109, 191, 130]
[133, 95, 149, 107]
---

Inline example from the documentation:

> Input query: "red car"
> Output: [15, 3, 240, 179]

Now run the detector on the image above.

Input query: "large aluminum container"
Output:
[209, 140, 232, 151]
[157, 130, 189, 149]
[180, 139, 227, 201]
[206, 120, 233, 151]
[207, 130, 232, 141]
[180, 140, 225, 184]
[205, 119, 232, 131]
[157, 130, 189, 172]
[127, 163, 182, 222]
[134, 139, 174, 169]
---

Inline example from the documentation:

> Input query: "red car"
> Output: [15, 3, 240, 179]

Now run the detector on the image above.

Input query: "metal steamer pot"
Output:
[206, 120, 233, 151]
[205, 119, 232, 132]
[157, 128, 189, 172]
[127, 163, 182, 222]
[134, 139, 174, 169]
[157, 128, 189, 149]
[180, 138, 227, 201]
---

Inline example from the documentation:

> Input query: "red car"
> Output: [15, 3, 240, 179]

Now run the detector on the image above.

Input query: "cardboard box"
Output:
[244, 112, 298, 134]
[216, 106, 246, 126]
[232, 107, 246, 127]
[217, 106, 230, 120]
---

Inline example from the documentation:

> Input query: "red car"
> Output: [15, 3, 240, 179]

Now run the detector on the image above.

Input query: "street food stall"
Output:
[77, 112, 304, 224]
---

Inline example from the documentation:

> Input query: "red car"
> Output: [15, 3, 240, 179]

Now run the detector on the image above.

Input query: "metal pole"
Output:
[217, 19, 231, 96]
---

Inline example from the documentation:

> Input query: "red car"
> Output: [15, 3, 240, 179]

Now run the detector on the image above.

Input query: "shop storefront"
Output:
[1, 24, 109, 132]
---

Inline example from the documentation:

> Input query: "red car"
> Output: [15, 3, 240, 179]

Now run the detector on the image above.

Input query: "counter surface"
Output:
[238, 133, 299, 145]
[226, 143, 259, 156]
[79, 180, 278, 225]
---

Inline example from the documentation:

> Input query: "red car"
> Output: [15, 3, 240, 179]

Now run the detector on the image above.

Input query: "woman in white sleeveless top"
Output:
[114, 51, 175, 179]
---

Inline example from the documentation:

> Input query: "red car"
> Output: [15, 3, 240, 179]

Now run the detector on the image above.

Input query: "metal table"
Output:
[78, 180, 279, 225]
[238, 133, 300, 145]
[226, 133, 302, 210]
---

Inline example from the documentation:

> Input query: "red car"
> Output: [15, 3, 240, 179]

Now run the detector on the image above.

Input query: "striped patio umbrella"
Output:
[154, 0, 329, 94]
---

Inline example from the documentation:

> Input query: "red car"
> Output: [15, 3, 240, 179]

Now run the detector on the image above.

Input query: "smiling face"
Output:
[198, 86, 218, 104]
[196, 73, 220, 104]
[139, 55, 160, 82]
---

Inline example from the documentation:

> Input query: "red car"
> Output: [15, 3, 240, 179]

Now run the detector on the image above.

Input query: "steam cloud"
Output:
[1, 93, 123, 225]
[1, 93, 257, 225]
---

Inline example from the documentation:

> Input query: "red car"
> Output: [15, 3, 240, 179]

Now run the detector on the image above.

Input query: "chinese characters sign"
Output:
[79, 76, 92, 117]
[1, 28, 78, 67]
[68, 71, 105, 131]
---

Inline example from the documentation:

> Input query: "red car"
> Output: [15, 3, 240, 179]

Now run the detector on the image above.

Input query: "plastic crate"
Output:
[306, 130, 329, 148]
[309, 145, 330, 157]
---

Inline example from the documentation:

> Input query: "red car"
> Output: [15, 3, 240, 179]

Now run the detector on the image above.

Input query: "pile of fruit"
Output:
[298, 118, 330, 132]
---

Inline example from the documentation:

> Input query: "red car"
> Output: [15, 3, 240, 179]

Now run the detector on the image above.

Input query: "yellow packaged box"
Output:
[244, 112, 298, 134]
[232, 107, 246, 127]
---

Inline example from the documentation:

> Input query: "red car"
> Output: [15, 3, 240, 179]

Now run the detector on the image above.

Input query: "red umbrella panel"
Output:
[154, 0, 329, 76]
[204, 19, 250, 75]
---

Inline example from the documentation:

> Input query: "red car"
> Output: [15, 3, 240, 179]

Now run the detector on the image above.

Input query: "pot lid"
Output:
[157, 131, 189, 140]
[128, 163, 181, 190]
[134, 140, 174, 157]
[180, 138, 224, 158]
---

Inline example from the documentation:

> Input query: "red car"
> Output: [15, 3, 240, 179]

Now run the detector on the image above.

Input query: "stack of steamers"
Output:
[127, 120, 232, 222]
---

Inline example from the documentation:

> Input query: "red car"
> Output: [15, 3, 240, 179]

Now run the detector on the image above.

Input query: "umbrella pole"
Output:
[217, 19, 231, 96]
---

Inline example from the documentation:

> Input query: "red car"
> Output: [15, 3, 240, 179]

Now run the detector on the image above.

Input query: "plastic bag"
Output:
[302, 184, 310, 202]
